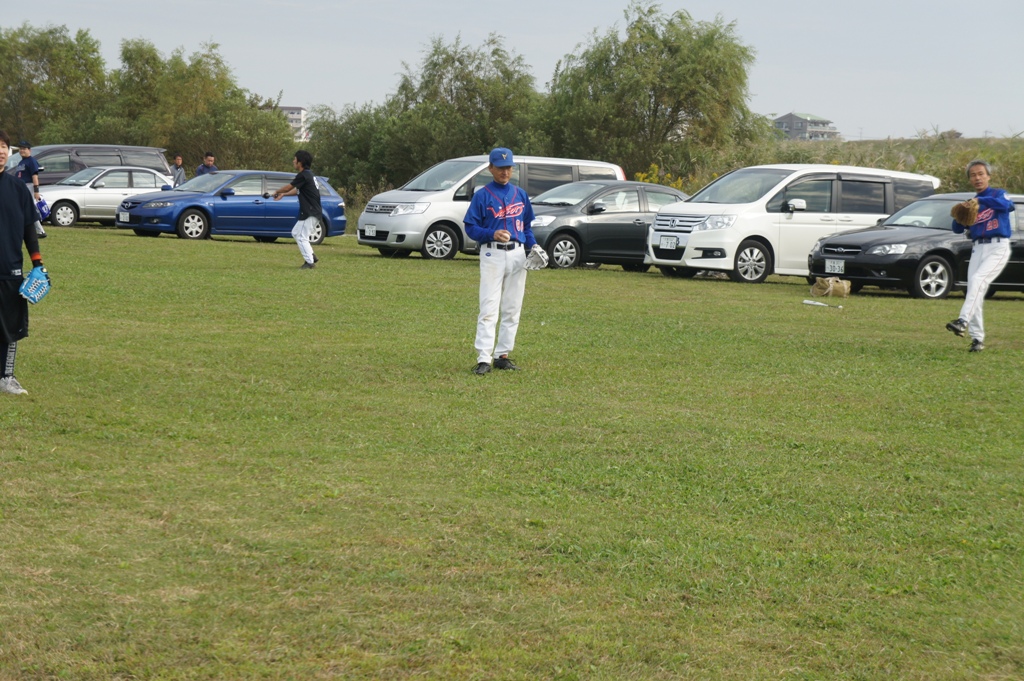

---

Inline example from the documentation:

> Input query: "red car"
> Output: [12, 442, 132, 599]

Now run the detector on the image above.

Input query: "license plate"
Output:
[118, 212, 129, 223]
[825, 259, 845, 274]
[659, 235, 678, 250]
[364, 225, 376, 237]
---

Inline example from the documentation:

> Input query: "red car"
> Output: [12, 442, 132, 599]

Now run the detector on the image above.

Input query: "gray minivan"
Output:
[5, 144, 172, 186]
[357, 154, 626, 259]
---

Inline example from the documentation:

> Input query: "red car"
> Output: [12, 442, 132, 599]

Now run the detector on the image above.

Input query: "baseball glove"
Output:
[524, 245, 549, 270]
[951, 198, 978, 226]
[19, 266, 51, 304]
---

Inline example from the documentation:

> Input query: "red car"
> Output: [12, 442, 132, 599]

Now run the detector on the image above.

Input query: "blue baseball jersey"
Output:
[464, 181, 537, 249]
[14, 156, 40, 185]
[952, 186, 1014, 240]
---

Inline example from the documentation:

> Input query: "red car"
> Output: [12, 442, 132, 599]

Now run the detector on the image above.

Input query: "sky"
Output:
[8, 0, 1024, 141]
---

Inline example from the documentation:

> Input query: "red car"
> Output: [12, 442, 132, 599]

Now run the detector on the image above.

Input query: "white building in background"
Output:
[279, 106, 309, 142]
[773, 112, 840, 141]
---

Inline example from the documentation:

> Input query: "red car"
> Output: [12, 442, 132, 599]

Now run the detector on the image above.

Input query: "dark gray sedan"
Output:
[530, 181, 688, 270]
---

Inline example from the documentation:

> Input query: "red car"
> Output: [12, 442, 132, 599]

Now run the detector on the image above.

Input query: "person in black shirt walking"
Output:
[272, 150, 321, 269]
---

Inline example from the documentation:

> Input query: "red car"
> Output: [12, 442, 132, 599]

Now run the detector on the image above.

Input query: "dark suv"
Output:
[5, 144, 172, 185]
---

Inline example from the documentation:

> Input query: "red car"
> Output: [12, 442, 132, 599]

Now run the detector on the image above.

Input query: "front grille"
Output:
[360, 229, 390, 241]
[652, 247, 685, 261]
[654, 214, 704, 232]
[363, 203, 397, 215]
[121, 200, 143, 210]
[822, 245, 862, 256]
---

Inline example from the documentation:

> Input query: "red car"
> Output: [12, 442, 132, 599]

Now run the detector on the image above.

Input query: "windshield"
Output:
[173, 172, 236, 193]
[56, 167, 105, 186]
[532, 182, 604, 206]
[884, 199, 960, 229]
[689, 168, 795, 204]
[402, 160, 482, 191]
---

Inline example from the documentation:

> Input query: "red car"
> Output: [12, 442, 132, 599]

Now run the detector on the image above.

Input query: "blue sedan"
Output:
[114, 170, 346, 243]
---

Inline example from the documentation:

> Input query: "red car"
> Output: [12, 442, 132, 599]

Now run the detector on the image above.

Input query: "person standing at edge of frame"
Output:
[271, 150, 321, 269]
[0, 130, 46, 395]
[945, 159, 1013, 352]
[13, 140, 45, 238]
[464, 147, 540, 375]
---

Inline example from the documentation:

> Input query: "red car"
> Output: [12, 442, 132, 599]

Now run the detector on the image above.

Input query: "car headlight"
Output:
[143, 201, 173, 209]
[866, 244, 907, 256]
[694, 215, 736, 231]
[391, 202, 429, 216]
[532, 215, 556, 228]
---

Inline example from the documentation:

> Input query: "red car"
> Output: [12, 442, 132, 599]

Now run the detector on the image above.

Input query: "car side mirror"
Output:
[588, 201, 607, 215]
[161, 185, 172, 191]
[93, 181, 106, 189]
[220, 187, 235, 197]
[786, 198, 807, 213]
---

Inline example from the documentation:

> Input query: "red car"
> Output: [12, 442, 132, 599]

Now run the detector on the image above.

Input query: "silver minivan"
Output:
[357, 154, 625, 259]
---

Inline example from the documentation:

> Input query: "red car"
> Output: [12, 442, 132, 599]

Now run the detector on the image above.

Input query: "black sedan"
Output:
[530, 181, 687, 269]
[808, 192, 1024, 299]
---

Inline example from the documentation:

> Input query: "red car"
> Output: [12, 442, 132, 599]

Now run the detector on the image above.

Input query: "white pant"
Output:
[292, 217, 317, 264]
[958, 239, 1010, 342]
[475, 244, 528, 364]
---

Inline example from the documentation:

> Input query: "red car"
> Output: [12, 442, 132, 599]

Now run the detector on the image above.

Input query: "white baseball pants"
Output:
[958, 239, 1010, 342]
[292, 217, 317, 264]
[475, 244, 528, 364]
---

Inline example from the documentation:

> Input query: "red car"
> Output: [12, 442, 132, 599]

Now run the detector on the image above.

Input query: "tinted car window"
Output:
[768, 179, 832, 212]
[579, 165, 618, 180]
[123, 150, 165, 170]
[230, 176, 265, 195]
[132, 171, 159, 188]
[100, 171, 131, 188]
[78, 152, 121, 166]
[894, 179, 936, 211]
[841, 180, 886, 214]
[38, 152, 73, 173]
[600, 189, 640, 213]
[646, 190, 683, 211]
[527, 164, 573, 196]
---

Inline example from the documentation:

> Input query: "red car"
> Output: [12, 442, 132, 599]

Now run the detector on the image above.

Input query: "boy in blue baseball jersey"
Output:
[465, 148, 541, 374]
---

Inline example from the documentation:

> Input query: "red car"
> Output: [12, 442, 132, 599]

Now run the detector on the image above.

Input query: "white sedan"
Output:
[41, 166, 173, 227]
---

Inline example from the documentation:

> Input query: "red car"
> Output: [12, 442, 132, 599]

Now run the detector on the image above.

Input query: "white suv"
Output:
[645, 164, 940, 282]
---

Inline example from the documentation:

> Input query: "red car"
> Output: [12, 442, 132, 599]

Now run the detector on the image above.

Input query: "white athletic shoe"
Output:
[0, 376, 28, 395]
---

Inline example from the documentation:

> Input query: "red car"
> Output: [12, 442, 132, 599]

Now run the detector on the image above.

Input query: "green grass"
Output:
[2, 228, 1023, 680]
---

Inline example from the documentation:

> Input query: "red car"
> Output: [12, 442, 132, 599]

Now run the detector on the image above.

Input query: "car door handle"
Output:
[819, 216, 836, 222]
[838, 216, 854, 222]
[254, 199, 264, 205]
[633, 219, 648, 226]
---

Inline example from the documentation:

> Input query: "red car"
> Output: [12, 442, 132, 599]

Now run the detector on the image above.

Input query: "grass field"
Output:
[2, 228, 1023, 680]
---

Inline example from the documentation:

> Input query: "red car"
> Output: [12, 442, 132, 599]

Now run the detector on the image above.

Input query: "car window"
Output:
[457, 167, 522, 200]
[885, 199, 958, 228]
[841, 180, 886, 214]
[123, 151, 164, 170]
[230, 176, 265, 196]
[132, 171, 159, 188]
[768, 179, 832, 213]
[99, 171, 131, 188]
[893, 179, 936, 211]
[78, 152, 122, 166]
[526, 164, 573, 196]
[691, 167, 795, 204]
[37, 152, 73, 173]
[579, 165, 619, 180]
[646, 190, 683, 211]
[600, 189, 640, 213]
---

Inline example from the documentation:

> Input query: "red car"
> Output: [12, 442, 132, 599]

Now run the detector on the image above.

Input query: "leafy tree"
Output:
[546, 2, 769, 177]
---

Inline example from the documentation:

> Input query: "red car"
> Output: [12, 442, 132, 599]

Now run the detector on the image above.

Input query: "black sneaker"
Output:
[313, 254, 319, 263]
[946, 318, 967, 337]
[301, 261, 315, 269]
[493, 356, 519, 370]
[969, 339, 985, 352]
[473, 362, 491, 375]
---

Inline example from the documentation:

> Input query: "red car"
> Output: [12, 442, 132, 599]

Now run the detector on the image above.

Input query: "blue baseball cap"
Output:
[489, 148, 514, 167]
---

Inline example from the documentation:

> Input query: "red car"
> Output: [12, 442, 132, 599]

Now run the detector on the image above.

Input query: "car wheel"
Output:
[422, 224, 458, 259]
[133, 229, 160, 237]
[378, 247, 411, 258]
[548, 234, 581, 268]
[176, 209, 210, 239]
[254, 236, 278, 243]
[308, 218, 325, 246]
[728, 239, 772, 283]
[658, 266, 697, 278]
[621, 264, 651, 273]
[910, 255, 952, 299]
[50, 201, 78, 227]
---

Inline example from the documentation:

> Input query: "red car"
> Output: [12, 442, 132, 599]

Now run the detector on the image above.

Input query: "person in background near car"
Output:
[195, 152, 218, 176]
[13, 141, 45, 239]
[0, 130, 45, 395]
[945, 160, 1013, 352]
[271, 150, 321, 269]
[170, 153, 186, 187]
[464, 147, 538, 375]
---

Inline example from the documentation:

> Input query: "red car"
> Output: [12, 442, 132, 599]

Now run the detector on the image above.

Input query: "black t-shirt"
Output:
[0, 171, 37, 280]
[291, 169, 322, 220]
